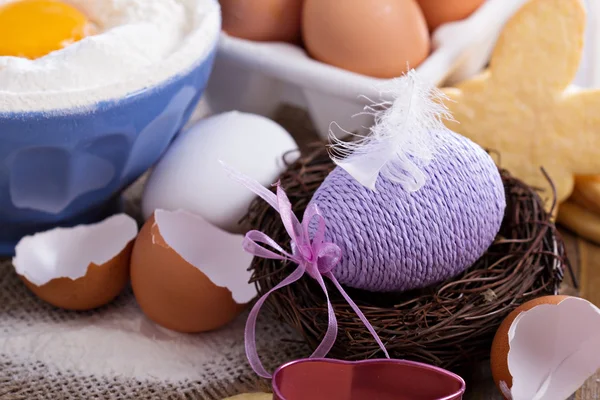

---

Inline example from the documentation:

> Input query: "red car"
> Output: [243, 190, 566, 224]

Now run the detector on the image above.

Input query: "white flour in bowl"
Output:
[0, 0, 220, 113]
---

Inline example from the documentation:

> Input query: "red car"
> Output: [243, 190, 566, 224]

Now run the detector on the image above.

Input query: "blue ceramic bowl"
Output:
[0, 40, 218, 255]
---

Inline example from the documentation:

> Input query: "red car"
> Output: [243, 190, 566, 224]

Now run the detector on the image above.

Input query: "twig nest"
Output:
[13, 214, 138, 310]
[311, 130, 505, 292]
[248, 144, 566, 370]
[131, 209, 256, 333]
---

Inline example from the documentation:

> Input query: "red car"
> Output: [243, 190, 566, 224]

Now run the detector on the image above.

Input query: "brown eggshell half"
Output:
[220, 0, 304, 43]
[490, 295, 570, 397]
[20, 242, 133, 311]
[302, 0, 430, 78]
[416, 0, 486, 32]
[130, 215, 247, 333]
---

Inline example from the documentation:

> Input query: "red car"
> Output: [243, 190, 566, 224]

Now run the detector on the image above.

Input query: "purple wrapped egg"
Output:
[309, 130, 506, 292]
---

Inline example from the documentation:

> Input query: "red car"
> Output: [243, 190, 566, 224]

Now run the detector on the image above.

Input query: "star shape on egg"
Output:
[441, 0, 600, 208]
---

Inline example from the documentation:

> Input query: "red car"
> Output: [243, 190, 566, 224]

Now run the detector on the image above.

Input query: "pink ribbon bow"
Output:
[223, 163, 390, 379]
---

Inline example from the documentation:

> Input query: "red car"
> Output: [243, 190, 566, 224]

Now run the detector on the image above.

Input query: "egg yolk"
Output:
[0, 0, 93, 59]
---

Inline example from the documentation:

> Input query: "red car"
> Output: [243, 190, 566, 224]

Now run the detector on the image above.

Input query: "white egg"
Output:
[141, 111, 298, 233]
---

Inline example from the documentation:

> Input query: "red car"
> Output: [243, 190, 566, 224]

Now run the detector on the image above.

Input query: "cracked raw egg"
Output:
[0, 0, 94, 59]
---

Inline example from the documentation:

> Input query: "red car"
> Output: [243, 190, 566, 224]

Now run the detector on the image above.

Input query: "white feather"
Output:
[328, 69, 454, 192]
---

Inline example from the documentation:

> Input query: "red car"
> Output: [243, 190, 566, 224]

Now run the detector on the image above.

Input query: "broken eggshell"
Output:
[490, 296, 600, 400]
[130, 209, 256, 333]
[12, 214, 138, 311]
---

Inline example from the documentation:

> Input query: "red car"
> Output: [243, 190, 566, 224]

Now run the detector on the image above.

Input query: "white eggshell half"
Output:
[154, 209, 256, 304]
[142, 111, 298, 233]
[507, 297, 600, 400]
[12, 214, 138, 286]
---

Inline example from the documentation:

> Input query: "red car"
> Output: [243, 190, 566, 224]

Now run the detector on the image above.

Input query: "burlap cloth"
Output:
[0, 107, 319, 400]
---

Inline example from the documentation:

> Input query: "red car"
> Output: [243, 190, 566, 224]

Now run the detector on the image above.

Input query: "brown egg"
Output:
[490, 295, 570, 397]
[416, 0, 486, 32]
[20, 243, 133, 311]
[220, 0, 304, 42]
[302, 0, 430, 78]
[130, 213, 248, 333]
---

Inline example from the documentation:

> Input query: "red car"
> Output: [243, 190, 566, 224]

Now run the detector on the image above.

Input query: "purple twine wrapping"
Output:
[310, 130, 506, 292]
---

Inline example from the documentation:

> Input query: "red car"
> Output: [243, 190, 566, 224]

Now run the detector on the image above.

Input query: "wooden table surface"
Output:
[565, 233, 600, 400]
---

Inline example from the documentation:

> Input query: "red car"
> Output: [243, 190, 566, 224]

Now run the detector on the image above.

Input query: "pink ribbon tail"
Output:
[309, 269, 338, 359]
[244, 266, 389, 379]
[222, 161, 389, 379]
[326, 272, 390, 359]
[245, 264, 306, 379]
